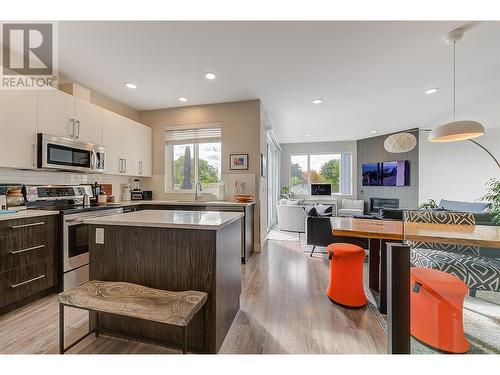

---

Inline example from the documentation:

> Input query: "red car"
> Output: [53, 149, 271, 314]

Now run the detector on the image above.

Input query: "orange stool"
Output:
[326, 243, 367, 307]
[411, 267, 469, 353]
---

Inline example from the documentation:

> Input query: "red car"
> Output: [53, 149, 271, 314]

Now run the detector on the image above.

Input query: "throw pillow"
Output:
[286, 199, 301, 205]
[304, 206, 318, 217]
[315, 203, 333, 217]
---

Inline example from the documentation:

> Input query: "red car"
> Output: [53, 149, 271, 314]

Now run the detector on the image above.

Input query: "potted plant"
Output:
[480, 178, 500, 224]
[418, 199, 438, 210]
[281, 186, 290, 199]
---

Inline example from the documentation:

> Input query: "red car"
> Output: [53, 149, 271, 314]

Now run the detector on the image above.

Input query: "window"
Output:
[289, 153, 352, 195]
[166, 126, 221, 192]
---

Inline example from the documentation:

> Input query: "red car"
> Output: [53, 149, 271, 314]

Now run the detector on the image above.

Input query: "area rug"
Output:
[279, 234, 500, 354]
[267, 228, 301, 242]
[362, 277, 500, 354]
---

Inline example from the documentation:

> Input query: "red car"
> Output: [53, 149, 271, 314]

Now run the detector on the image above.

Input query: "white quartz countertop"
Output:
[84, 209, 244, 230]
[111, 199, 255, 207]
[0, 209, 60, 221]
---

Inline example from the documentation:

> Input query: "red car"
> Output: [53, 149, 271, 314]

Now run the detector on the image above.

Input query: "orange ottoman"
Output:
[411, 267, 469, 353]
[326, 243, 367, 307]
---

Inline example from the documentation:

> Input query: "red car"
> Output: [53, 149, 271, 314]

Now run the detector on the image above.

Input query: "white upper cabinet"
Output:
[140, 125, 152, 177]
[37, 88, 75, 138]
[102, 109, 152, 177]
[38, 88, 102, 145]
[0, 90, 37, 169]
[122, 118, 141, 176]
[102, 109, 124, 175]
[74, 98, 103, 145]
[2, 87, 149, 176]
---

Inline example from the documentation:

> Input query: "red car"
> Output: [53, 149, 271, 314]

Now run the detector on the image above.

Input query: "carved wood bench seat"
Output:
[58, 280, 207, 354]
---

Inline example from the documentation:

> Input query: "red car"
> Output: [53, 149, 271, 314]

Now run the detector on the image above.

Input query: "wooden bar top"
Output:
[330, 217, 403, 240]
[404, 222, 500, 249]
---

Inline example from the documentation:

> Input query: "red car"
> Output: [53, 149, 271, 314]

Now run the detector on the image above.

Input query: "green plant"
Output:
[480, 178, 500, 224]
[418, 199, 438, 210]
[281, 186, 290, 198]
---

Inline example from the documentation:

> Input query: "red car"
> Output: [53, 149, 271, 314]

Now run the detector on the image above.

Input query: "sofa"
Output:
[276, 198, 306, 232]
[338, 199, 364, 217]
[404, 210, 499, 296]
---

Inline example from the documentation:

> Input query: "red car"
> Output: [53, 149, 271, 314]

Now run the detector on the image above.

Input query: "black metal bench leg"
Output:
[59, 303, 64, 354]
[95, 312, 100, 338]
[183, 325, 188, 354]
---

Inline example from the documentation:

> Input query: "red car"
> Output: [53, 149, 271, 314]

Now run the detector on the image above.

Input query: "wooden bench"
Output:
[58, 280, 207, 354]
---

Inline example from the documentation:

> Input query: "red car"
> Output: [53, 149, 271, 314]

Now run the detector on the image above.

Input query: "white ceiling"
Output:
[58, 21, 500, 143]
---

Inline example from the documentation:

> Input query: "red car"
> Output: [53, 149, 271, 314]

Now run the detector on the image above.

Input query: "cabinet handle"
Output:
[120, 158, 124, 173]
[139, 161, 142, 174]
[70, 119, 75, 137]
[75, 120, 80, 139]
[10, 274, 46, 288]
[124, 159, 127, 173]
[9, 244, 45, 255]
[10, 221, 45, 229]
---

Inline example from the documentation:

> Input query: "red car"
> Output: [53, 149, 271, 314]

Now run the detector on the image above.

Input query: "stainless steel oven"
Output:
[63, 207, 123, 290]
[37, 133, 105, 173]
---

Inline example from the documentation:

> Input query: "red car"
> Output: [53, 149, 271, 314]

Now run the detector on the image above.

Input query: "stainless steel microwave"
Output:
[37, 133, 105, 173]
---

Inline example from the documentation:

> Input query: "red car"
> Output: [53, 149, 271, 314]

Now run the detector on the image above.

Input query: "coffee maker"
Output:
[131, 179, 143, 200]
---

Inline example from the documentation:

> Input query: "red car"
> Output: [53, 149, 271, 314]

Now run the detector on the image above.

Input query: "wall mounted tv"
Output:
[361, 161, 409, 186]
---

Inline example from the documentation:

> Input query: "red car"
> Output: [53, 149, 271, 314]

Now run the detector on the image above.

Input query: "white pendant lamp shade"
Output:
[384, 132, 417, 153]
[428, 120, 484, 142]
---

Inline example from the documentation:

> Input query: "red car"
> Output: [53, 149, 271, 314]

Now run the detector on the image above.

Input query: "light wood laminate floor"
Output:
[0, 239, 386, 354]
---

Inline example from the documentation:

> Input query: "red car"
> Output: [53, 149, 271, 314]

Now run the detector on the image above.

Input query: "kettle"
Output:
[122, 184, 131, 201]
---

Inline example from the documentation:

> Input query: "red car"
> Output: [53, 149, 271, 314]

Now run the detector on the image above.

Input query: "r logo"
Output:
[2, 23, 53, 75]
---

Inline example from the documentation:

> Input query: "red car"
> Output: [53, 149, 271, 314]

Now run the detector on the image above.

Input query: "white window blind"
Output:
[165, 128, 221, 145]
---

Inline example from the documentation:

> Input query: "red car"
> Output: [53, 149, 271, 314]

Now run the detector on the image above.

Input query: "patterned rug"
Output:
[267, 228, 301, 242]
[286, 237, 500, 354]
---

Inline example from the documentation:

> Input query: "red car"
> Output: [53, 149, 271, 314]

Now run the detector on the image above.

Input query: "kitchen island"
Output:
[84, 210, 243, 353]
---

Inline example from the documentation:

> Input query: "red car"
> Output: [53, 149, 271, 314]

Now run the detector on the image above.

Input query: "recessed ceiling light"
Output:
[307, 134, 312, 137]
[425, 88, 439, 95]
[178, 97, 188, 102]
[205, 72, 216, 80]
[312, 99, 323, 104]
[125, 82, 137, 89]
[370, 130, 378, 134]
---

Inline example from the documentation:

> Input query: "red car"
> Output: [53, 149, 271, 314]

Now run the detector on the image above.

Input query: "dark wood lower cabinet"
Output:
[134, 203, 255, 264]
[0, 215, 59, 313]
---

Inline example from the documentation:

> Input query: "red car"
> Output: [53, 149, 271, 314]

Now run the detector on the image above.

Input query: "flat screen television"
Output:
[361, 163, 380, 186]
[362, 161, 409, 186]
[311, 183, 332, 195]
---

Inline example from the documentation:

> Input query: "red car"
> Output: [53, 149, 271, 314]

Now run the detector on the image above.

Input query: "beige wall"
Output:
[138, 99, 262, 248]
[59, 81, 140, 122]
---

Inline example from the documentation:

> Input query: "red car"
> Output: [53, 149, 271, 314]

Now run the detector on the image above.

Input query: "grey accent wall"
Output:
[357, 129, 419, 212]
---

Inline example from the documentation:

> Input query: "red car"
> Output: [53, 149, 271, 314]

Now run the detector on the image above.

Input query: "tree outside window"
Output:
[171, 142, 221, 192]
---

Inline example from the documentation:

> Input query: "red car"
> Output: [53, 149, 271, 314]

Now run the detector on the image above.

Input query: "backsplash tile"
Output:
[0, 168, 150, 201]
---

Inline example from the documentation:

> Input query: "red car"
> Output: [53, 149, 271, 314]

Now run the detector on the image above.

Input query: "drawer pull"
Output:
[9, 244, 45, 255]
[10, 221, 45, 229]
[10, 274, 46, 288]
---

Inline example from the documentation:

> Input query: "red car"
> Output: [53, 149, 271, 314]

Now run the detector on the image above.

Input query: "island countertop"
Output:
[84, 209, 244, 230]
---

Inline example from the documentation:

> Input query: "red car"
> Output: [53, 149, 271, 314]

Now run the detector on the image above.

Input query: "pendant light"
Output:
[428, 28, 499, 168]
[428, 28, 485, 142]
[384, 132, 417, 153]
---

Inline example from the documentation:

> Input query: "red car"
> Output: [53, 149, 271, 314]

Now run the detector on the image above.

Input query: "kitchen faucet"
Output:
[194, 181, 203, 201]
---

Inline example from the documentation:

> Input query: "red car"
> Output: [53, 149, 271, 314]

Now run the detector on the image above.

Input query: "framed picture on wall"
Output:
[230, 153, 249, 170]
